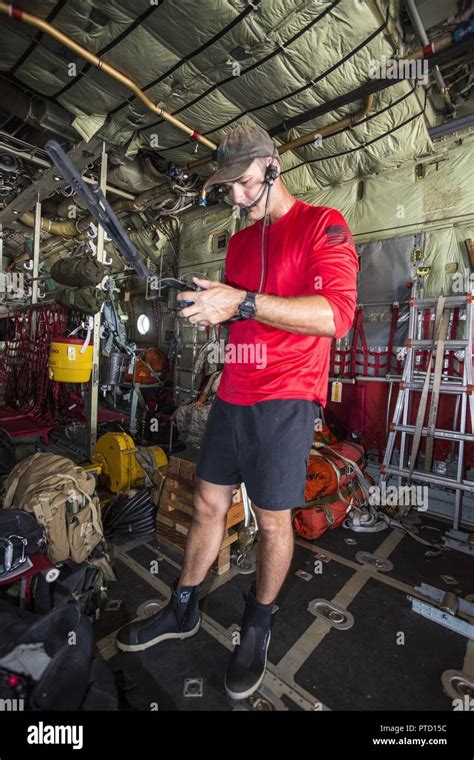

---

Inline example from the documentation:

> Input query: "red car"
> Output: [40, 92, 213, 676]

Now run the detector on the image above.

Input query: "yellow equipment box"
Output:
[48, 338, 93, 383]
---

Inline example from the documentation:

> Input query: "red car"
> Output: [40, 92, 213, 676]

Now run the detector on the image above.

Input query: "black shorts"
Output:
[195, 397, 320, 511]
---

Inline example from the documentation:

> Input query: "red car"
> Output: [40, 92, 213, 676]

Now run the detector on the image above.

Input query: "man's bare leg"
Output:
[252, 505, 294, 604]
[116, 477, 238, 651]
[179, 478, 238, 586]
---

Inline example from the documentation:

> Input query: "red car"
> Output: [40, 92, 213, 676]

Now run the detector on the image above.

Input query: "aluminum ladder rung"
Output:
[408, 339, 468, 349]
[402, 381, 468, 394]
[410, 296, 470, 308]
[391, 424, 474, 442]
[380, 466, 474, 493]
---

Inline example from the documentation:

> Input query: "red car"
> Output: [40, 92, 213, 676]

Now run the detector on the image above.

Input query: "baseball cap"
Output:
[203, 125, 277, 193]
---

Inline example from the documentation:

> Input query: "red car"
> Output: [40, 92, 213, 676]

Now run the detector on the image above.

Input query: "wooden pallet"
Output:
[162, 456, 242, 501]
[153, 456, 244, 575]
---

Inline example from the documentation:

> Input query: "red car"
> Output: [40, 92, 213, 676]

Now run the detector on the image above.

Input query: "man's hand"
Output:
[178, 277, 338, 337]
[178, 277, 245, 326]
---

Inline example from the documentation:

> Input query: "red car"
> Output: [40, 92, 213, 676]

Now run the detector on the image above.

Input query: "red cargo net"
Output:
[3, 304, 68, 422]
[330, 304, 464, 379]
[330, 304, 403, 378]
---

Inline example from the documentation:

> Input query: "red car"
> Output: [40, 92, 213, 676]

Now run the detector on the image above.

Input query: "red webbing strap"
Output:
[330, 342, 352, 378]
[351, 307, 369, 376]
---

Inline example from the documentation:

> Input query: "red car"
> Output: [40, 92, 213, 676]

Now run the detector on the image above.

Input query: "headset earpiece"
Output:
[265, 163, 279, 185]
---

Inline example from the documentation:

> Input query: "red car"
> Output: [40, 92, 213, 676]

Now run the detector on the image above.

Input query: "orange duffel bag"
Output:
[294, 442, 373, 540]
[304, 441, 366, 502]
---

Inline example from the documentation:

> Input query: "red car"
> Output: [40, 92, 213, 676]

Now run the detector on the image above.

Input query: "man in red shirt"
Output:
[117, 126, 358, 701]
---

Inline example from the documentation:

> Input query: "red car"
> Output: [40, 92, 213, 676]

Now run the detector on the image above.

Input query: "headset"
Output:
[239, 148, 279, 294]
[239, 150, 279, 219]
[205, 148, 280, 297]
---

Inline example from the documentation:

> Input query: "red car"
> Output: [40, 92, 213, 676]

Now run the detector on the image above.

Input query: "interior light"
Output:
[137, 314, 150, 335]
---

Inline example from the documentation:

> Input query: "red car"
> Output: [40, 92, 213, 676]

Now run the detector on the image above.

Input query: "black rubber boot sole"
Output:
[116, 618, 201, 653]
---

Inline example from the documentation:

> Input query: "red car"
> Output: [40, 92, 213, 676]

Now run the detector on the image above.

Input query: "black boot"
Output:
[225, 587, 273, 700]
[116, 583, 201, 653]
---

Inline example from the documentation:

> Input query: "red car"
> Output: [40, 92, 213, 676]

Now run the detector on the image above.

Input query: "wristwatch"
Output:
[238, 291, 257, 319]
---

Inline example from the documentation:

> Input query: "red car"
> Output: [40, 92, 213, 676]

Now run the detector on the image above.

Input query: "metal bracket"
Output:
[445, 262, 458, 274]
[136, 599, 164, 618]
[295, 570, 313, 582]
[416, 266, 431, 277]
[314, 551, 331, 563]
[308, 598, 355, 630]
[441, 669, 474, 702]
[356, 551, 393, 572]
[408, 583, 474, 639]
[443, 529, 474, 556]
[441, 574, 458, 585]
[105, 599, 122, 612]
[183, 678, 203, 698]
[231, 684, 287, 712]
[247, 695, 275, 711]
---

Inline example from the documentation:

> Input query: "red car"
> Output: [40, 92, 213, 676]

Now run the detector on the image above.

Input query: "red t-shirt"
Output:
[217, 200, 359, 406]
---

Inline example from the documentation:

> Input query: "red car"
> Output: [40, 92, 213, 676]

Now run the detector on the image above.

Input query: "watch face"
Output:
[239, 293, 256, 319]
[240, 299, 256, 318]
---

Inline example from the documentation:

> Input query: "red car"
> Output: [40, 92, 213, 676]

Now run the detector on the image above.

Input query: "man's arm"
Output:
[209, 257, 335, 335]
[253, 293, 336, 337]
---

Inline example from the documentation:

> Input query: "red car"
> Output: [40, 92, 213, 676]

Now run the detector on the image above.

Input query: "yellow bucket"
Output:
[48, 338, 93, 383]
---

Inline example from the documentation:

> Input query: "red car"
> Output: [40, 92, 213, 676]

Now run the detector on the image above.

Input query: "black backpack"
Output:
[31, 559, 108, 621]
[0, 510, 46, 576]
[0, 427, 16, 479]
[0, 600, 118, 710]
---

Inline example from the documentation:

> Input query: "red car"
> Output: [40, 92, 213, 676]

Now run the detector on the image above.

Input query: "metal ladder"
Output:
[380, 290, 474, 533]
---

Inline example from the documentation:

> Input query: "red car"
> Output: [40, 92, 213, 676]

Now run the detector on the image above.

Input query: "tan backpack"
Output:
[3, 453, 108, 569]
